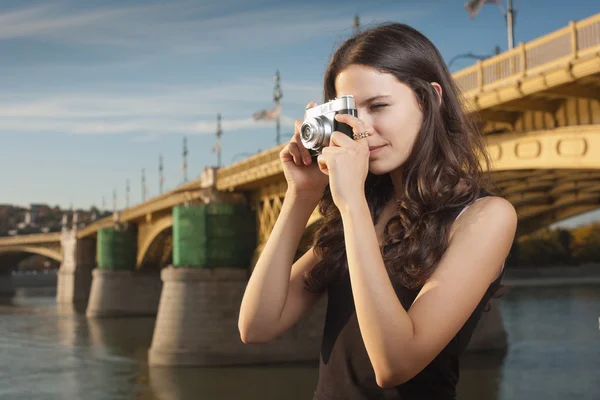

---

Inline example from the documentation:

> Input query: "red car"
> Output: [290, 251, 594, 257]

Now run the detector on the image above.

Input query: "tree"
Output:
[516, 228, 572, 266]
[571, 223, 600, 264]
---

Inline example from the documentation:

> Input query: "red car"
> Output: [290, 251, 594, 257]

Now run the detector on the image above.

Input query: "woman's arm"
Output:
[340, 195, 517, 388]
[238, 190, 323, 343]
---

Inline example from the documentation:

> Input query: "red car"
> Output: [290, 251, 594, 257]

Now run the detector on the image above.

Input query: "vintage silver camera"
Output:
[300, 95, 357, 156]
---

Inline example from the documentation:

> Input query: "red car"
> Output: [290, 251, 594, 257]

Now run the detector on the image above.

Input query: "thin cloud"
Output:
[0, 3, 134, 40]
[0, 0, 433, 141]
[0, 1, 431, 54]
[0, 80, 314, 137]
[0, 80, 322, 119]
[0, 113, 296, 136]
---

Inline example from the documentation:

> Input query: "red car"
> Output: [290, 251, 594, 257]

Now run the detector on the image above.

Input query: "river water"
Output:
[0, 284, 599, 400]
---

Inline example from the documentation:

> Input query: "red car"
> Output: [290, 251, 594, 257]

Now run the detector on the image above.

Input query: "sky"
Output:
[0, 0, 598, 225]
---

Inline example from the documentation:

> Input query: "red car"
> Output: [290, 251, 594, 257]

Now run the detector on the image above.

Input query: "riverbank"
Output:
[502, 263, 600, 287]
[8, 264, 600, 289]
[11, 270, 57, 288]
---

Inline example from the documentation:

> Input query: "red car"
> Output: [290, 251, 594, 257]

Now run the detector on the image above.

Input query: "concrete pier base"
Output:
[148, 266, 326, 367]
[56, 268, 92, 304]
[56, 231, 95, 306]
[86, 269, 162, 317]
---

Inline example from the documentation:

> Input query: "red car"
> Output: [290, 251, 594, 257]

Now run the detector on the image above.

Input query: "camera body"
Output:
[300, 95, 357, 157]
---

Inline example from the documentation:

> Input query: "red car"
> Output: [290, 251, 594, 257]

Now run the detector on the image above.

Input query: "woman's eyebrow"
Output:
[360, 95, 391, 106]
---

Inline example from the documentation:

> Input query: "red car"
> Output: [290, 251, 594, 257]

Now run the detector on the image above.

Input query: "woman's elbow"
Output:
[238, 322, 275, 344]
[239, 330, 269, 344]
[376, 372, 411, 389]
[375, 364, 415, 388]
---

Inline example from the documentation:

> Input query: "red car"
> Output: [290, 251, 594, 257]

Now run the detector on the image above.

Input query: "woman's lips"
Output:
[369, 145, 386, 154]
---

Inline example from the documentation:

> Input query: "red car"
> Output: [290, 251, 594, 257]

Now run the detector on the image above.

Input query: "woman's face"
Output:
[334, 64, 424, 175]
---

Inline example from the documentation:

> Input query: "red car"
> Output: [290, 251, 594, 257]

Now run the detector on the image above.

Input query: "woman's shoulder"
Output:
[457, 194, 516, 231]
[451, 195, 517, 239]
[473, 195, 515, 216]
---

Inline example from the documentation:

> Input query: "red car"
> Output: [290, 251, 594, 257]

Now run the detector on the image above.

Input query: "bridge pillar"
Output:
[86, 225, 162, 317]
[149, 202, 323, 366]
[56, 229, 95, 306]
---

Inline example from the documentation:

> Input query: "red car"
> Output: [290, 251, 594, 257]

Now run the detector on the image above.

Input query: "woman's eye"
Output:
[370, 103, 388, 111]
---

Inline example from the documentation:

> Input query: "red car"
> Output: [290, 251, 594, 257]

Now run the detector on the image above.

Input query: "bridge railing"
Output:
[217, 144, 285, 191]
[453, 13, 600, 96]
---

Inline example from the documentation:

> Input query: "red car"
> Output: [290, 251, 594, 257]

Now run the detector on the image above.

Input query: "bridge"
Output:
[0, 13, 598, 367]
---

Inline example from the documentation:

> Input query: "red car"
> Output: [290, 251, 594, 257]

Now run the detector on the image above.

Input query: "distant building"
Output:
[26, 203, 46, 224]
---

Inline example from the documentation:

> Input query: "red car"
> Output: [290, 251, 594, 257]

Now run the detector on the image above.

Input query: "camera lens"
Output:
[301, 125, 313, 141]
[300, 117, 330, 152]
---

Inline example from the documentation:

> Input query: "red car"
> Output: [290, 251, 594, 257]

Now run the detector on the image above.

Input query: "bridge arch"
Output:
[518, 203, 600, 236]
[0, 246, 62, 263]
[493, 168, 600, 236]
[137, 215, 173, 269]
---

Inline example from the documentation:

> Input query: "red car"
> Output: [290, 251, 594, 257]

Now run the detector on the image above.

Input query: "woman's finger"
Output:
[329, 131, 357, 148]
[321, 146, 345, 154]
[301, 101, 318, 163]
[334, 114, 367, 135]
[316, 153, 329, 176]
[334, 113, 365, 131]
[333, 114, 370, 149]
[288, 142, 303, 166]
[294, 120, 312, 165]
[304, 101, 317, 118]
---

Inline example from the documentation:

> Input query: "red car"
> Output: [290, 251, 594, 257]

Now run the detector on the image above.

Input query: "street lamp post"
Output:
[141, 168, 147, 202]
[158, 154, 164, 194]
[215, 113, 223, 168]
[506, 0, 516, 50]
[466, 0, 517, 51]
[182, 137, 188, 183]
[273, 70, 283, 145]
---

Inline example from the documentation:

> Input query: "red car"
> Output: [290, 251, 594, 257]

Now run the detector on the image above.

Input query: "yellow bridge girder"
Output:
[0, 232, 63, 263]
[487, 125, 600, 170]
[0, 245, 62, 262]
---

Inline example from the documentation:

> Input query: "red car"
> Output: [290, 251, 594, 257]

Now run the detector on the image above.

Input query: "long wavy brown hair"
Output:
[304, 23, 495, 293]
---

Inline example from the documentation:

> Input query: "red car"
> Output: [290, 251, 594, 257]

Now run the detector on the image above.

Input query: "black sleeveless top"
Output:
[313, 196, 505, 400]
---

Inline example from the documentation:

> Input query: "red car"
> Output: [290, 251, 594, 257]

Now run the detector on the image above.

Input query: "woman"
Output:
[238, 22, 517, 399]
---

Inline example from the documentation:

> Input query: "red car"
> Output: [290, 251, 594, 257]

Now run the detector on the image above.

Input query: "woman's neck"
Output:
[389, 167, 404, 200]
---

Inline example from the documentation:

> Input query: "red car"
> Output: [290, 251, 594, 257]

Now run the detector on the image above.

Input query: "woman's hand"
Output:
[316, 113, 371, 211]
[279, 102, 329, 199]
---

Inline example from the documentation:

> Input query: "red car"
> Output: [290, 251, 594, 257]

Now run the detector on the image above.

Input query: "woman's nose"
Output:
[357, 108, 373, 128]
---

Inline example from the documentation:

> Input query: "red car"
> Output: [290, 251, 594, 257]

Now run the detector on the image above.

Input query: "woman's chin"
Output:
[369, 158, 405, 176]
[368, 162, 392, 175]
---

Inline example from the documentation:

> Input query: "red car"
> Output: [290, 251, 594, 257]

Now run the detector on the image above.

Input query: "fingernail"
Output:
[304, 156, 310, 164]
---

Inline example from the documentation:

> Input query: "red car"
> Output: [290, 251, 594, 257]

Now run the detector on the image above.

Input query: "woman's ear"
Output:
[431, 82, 442, 105]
